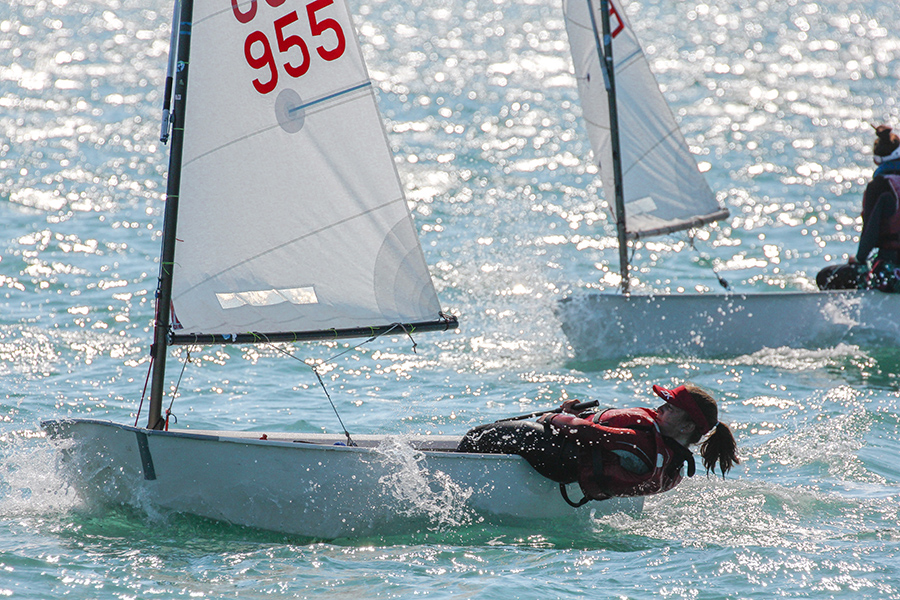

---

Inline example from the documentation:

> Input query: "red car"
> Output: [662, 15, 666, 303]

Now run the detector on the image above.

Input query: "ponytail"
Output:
[682, 383, 740, 477]
[699, 421, 740, 477]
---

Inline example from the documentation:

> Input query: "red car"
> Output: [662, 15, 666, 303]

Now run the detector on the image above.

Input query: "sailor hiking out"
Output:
[456, 384, 740, 506]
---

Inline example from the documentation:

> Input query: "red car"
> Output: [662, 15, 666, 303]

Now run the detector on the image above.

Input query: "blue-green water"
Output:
[2, 0, 900, 597]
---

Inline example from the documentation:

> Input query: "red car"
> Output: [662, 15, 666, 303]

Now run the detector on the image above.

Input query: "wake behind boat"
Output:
[41, 0, 638, 538]
[555, 0, 900, 360]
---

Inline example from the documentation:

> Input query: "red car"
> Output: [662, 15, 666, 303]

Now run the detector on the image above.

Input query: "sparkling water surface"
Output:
[2, 0, 900, 597]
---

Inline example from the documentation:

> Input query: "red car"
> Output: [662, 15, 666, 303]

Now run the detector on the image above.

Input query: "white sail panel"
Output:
[563, 0, 728, 239]
[172, 0, 441, 335]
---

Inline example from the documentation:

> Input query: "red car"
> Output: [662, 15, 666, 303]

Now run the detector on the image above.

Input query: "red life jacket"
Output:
[545, 407, 694, 500]
[862, 175, 900, 251]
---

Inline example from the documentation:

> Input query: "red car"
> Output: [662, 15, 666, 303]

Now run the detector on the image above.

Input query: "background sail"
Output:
[171, 0, 442, 336]
[563, 0, 729, 239]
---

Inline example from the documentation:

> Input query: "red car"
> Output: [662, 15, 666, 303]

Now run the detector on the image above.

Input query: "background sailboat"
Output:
[555, 0, 900, 360]
[41, 0, 637, 538]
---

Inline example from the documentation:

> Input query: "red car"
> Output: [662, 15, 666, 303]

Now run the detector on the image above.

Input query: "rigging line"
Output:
[312, 368, 355, 447]
[266, 322, 411, 447]
[316, 322, 403, 364]
[165, 348, 192, 431]
[398, 322, 418, 353]
[138, 279, 168, 427]
[688, 230, 731, 291]
[134, 356, 155, 427]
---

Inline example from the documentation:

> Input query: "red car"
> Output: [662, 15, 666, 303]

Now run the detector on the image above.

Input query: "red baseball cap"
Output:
[653, 384, 713, 434]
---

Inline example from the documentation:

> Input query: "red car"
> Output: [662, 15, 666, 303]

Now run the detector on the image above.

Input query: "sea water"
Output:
[1, 0, 899, 597]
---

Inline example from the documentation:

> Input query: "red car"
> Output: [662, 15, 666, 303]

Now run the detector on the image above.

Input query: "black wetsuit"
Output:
[456, 420, 579, 484]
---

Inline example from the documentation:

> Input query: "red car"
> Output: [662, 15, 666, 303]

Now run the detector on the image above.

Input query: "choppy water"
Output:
[2, 0, 900, 597]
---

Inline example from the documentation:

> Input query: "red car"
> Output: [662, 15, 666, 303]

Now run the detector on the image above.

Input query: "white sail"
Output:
[171, 0, 441, 336]
[563, 0, 728, 239]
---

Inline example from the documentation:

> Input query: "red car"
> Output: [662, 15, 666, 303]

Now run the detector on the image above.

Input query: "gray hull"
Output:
[557, 290, 900, 360]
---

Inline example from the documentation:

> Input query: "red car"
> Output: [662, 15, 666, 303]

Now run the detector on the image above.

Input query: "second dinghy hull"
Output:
[557, 290, 900, 360]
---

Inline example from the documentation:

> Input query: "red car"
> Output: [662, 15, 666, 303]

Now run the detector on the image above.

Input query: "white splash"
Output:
[0, 431, 83, 517]
[820, 293, 861, 327]
[375, 436, 475, 528]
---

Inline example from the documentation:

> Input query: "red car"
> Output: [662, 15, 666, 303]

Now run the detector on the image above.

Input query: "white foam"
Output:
[375, 436, 475, 529]
[0, 431, 83, 517]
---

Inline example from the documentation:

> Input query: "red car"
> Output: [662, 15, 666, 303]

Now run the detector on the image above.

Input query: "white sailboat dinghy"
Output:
[555, 0, 900, 360]
[41, 0, 638, 539]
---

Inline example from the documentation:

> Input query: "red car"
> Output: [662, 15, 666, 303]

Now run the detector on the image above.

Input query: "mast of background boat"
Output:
[588, 0, 629, 293]
[148, 0, 193, 430]
[159, 0, 180, 143]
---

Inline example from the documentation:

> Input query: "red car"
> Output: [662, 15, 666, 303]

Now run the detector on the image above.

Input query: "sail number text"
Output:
[231, 0, 347, 95]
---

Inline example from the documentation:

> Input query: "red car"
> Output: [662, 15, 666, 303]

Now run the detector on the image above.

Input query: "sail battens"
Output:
[181, 80, 373, 168]
[173, 195, 408, 301]
[612, 48, 642, 70]
[169, 315, 459, 346]
[620, 126, 682, 177]
[289, 80, 372, 114]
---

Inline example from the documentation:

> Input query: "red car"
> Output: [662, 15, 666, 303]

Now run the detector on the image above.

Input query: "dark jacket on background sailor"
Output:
[856, 125, 900, 264]
[857, 174, 900, 264]
[817, 124, 900, 290]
